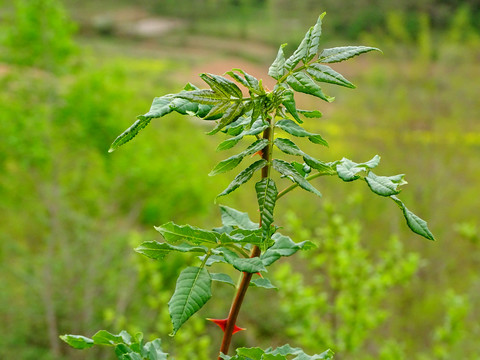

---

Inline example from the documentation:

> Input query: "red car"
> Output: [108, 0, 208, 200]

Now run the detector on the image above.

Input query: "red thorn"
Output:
[255, 272, 264, 278]
[207, 318, 246, 334]
[252, 150, 263, 158]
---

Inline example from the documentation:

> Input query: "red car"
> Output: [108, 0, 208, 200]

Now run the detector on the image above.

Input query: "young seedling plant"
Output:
[61, 13, 434, 360]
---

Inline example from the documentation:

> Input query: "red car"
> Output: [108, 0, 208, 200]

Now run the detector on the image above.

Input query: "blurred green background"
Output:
[1, 0, 479, 359]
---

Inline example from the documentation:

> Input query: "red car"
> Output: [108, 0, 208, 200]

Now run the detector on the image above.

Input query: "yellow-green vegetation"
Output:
[1, 1, 479, 359]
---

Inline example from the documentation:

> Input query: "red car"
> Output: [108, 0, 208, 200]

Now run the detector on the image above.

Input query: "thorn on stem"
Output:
[207, 318, 246, 334]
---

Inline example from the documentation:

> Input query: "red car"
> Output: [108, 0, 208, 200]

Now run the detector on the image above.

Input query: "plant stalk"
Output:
[218, 114, 274, 359]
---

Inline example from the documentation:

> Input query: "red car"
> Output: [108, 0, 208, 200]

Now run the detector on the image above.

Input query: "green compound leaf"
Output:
[154, 222, 220, 245]
[365, 172, 407, 197]
[286, 72, 334, 103]
[210, 273, 236, 287]
[273, 159, 322, 197]
[250, 278, 278, 290]
[168, 266, 212, 335]
[255, 178, 278, 237]
[275, 119, 328, 146]
[209, 139, 268, 176]
[318, 46, 381, 63]
[109, 84, 217, 152]
[219, 205, 258, 230]
[274, 138, 304, 157]
[306, 63, 355, 88]
[336, 155, 381, 182]
[60, 334, 94, 349]
[135, 241, 208, 260]
[268, 43, 287, 80]
[261, 233, 315, 266]
[391, 196, 435, 241]
[217, 159, 267, 198]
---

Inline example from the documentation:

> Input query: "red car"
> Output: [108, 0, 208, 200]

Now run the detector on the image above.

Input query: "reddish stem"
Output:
[217, 122, 272, 359]
[218, 246, 261, 358]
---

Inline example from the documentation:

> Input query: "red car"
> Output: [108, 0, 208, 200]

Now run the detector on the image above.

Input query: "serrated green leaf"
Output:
[217, 136, 242, 151]
[281, 89, 303, 123]
[391, 196, 435, 240]
[115, 343, 133, 358]
[306, 63, 355, 88]
[237, 347, 265, 360]
[221, 249, 267, 273]
[209, 154, 243, 176]
[250, 278, 278, 290]
[201, 254, 228, 266]
[228, 68, 263, 95]
[207, 101, 247, 135]
[91, 330, 126, 346]
[256, 178, 278, 238]
[143, 339, 168, 360]
[217, 159, 267, 197]
[273, 159, 322, 197]
[210, 273, 236, 287]
[275, 120, 328, 146]
[209, 139, 268, 176]
[60, 334, 94, 349]
[365, 172, 406, 196]
[169, 267, 212, 335]
[286, 73, 334, 102]
[154, 222, 220, 245]
[336, 155, 381, 182]
[229, 345, 334, 360]
[297, 109, 323, 118]
[200, 73, 243, 99]
[135, 241, 208, 260]
[176, 89, 223, 105]
[303, 155, 337, 175]
[318, 46, 381, 63]
[109, 117, 152, 153]
[292, 161, 311, 178]
[261, 233, 315, 266]
[274, 138, 304, 156]
[304, 13, 325, 61]
[228, 228, 265, 246]
[219, 205, 258, 230]
[216, 120, 268, 151]
[204, 101, 233, 120]
[269, 43, 287, 80]
[285, 32, 309, 70]
[169, 96, 214, 118]
[268, 345, 334, 360]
